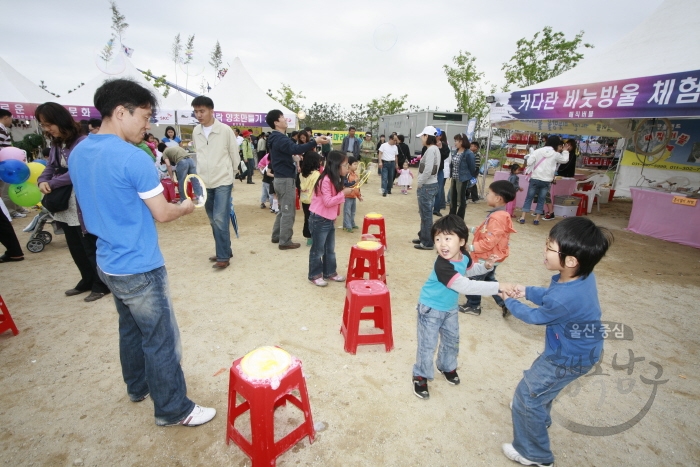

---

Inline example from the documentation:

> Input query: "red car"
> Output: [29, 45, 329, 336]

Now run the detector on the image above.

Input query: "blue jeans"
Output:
[511, 354, 592, 464]
[204, 184, 233, 261]
[246, 158, 255, 182]
[522, 179, 551, 215]
[175, 158, 197, 201]
[98, 266, 194, 426]
[260, 182, 273, 204]
[412, 303, 459, 379]
[433, 170, 446, 212]
[381, 160, 395, 194]
[343, 198, 356, 229]
[465, 265, 505, 308]
[308, 213, 337, 280]
[417, 183, 438, 247]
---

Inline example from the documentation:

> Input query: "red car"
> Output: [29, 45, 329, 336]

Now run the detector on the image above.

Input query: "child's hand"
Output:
[511, 285, 526, 298]
[358, 194, 364, 201]
[342, 187, 354, 196]
[519, 187, 524, 192]
[498, 282, 516, 298]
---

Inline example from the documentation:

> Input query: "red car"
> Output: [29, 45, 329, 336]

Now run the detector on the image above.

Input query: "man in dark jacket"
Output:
[340, 127, 361, 158]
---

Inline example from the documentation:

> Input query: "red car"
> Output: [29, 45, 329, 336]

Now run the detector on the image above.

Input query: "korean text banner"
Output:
[491, 69, 700, 122]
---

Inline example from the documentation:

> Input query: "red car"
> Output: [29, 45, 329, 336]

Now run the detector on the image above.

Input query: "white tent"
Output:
[0, 56, 53, 118]
[490, 0, 700, 196]
[59, 52, 191, 125]
[204, 57, 296, 128]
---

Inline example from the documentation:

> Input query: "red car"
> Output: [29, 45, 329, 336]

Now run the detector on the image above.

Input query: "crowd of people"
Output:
[0, 78, 615, 466]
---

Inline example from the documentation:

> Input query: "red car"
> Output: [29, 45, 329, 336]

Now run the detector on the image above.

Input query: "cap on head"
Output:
[242, 130, 252, 137]
[417, 126, 438, 137]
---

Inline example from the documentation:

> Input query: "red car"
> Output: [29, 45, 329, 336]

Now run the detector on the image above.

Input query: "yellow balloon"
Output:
[26, 162, 45, 185]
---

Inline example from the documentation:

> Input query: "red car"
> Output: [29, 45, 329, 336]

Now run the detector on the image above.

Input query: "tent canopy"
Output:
[491, 0, 700, 135]
[0, 56, 53, 119]
[205, 57, 296, 128]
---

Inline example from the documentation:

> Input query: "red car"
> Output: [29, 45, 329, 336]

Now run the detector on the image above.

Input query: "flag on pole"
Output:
[123, 45, 134, 57]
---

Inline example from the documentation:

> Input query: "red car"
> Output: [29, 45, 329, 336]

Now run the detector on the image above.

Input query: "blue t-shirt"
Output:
[69, 134, 165, 275]
[419, 255, 473, 312]
[162, 136, 181, 144]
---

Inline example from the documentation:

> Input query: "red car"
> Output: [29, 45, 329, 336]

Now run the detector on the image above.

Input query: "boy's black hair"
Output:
[347, 156, 357, 165]
[191, 95, 214, 109]
[88, 118, 102, 128]
[290, 131, 299, 138]
[94, 78, 158, 118]
[41, 147, 51, 158]
[157, 142, 167, 153]
[489, 180, 516, 203]
[304, 126, 312, 133]
[548, 217, 613, 278]
[470, 141, 480, 149]
[431, 214, 469, 254]
[0, 109, 12, 118]
[265, 109, 284, 128]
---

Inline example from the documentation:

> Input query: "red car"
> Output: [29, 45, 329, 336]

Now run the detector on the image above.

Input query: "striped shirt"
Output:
[0, 123, 11, 147]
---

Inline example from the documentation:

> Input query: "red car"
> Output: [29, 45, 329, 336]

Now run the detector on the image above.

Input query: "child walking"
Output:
[308, 151, 354, 287]
[506, 163, 523, 217]
[259, 155, 275, 210]
[460, 180, 517, 317]
[342, 156, 363, 232]
[501, 217, 613, 466]
[413, 214, 514, 399]
[300, 151, 322, 246]
[396, 161, 414, 194]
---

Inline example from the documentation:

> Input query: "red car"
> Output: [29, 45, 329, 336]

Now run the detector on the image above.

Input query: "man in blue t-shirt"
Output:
[69, 78, 216, 428]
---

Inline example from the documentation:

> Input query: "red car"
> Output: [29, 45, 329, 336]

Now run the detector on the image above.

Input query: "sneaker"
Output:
[411, 238, 421, 244]
[343, 227, 353, 233]
[439, 369, 460, 385]
[413, 376, 429, 399]
[502, 443, 553, 466]
[326, 274, 346, 282]
[533, 220, 540, 225]
[501, 304, 510, 318]
[260, 203, 266, 209]
[543, 213, 555, 220]
[168, 405, 217, 427]
[352, 225, 359, 230]
[10, 211, 27, 218]
[518, 218, 525, 224]
[414, 243, 433, 250]
[310, 277, 328, 287]
[458, 304, 482, 315]
[382, 192, 387, 197]
[132, 393, 150, 403]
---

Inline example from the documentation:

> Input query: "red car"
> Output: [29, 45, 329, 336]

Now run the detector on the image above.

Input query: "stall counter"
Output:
[627, 187, 700, 248]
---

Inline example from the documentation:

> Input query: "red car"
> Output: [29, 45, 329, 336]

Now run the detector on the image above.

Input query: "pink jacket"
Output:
[309, 176, 345, 220]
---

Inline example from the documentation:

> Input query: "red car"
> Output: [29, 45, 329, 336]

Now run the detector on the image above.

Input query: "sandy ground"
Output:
[1, 169, 699, 467]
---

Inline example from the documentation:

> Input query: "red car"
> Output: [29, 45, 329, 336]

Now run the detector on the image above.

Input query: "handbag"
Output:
[42, 147, 73, 213]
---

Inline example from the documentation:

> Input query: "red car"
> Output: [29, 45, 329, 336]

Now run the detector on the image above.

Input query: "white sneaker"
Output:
[10, 211, 27, 218]
[502, 443, 553, 466]
[326, 274, 346, 282]
[169, 404, 216, 427]
[310, 277, 328, 287]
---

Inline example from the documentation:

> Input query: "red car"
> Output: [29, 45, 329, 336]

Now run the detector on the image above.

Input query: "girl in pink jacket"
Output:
[308, 151, 354, 287]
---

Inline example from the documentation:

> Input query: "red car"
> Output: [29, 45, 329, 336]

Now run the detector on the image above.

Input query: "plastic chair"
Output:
[573, 174, 609, 214]
[346, 241, 386, 286]
[340, 280, 394, 354]
[361, 213, 387, 250]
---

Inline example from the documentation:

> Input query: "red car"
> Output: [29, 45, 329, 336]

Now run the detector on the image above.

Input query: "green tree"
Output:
[170, 33, 182, 89]
[304, 102, 347, 131]
[209, 40, 223, 80]
[502, 26, 593, 89]
[266, 83, 305, 114]
[443, 50, 494, 130]
[346, 103, 369, 131]
[365, 93, 408, 135]
[141, 70, 170, 97]
[99, 1, 128, 63]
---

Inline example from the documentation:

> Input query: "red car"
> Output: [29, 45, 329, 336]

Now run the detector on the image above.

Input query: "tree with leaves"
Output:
[502, 26, 593, 89]
[171, 33, 182, 88]
[443, 50, 494, 131]
[209, 41, 223, 81]
[99, 1, 128, 63]
[304, 103, 347, 131]
[365, 93, 408, 136]
[266, 83, 305, 114]
[182, 35, 196, 92]
[141, 70, 170, 97]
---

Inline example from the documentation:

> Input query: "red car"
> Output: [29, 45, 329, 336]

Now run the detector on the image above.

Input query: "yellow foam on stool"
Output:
[240, 346, 292, 379]
[365, 212, 383, 219]
[356, 240, 382, 250]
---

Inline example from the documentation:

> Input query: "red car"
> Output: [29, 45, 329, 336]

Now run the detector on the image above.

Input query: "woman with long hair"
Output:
[36, 102, 109, 302]
[448, 134, 475, 219]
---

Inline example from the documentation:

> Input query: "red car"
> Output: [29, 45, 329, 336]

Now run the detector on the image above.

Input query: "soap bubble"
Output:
[373, 23, 398, 52]
[94, 46, 127, 75]
[178, 50, 206, 77]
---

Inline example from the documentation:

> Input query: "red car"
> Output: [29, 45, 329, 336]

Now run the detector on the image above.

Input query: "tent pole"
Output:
[481, 110, 492, 198]
[610, 137, 624, 192]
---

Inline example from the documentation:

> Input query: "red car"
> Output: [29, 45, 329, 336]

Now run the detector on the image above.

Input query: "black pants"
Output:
[448, 179, 469, 219]
[60, 222, 109, 294]
[469, 182, 480, 202]
[302, 203, 311, 239]
[0, 212, 23, 257]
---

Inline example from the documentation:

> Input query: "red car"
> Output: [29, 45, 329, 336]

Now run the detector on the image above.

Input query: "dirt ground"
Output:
[1, 169, 699, 467]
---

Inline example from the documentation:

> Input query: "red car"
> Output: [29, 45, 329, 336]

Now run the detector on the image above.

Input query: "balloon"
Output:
[0, 146, 27, 162]
[0, 160, 30, 184]
[26, 162, 46, 185]
[34, 159, 47, 166]
[8, 182, 42, 207]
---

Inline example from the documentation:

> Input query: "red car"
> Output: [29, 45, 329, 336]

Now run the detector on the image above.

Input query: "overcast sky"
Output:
[2, 0, 664, 111]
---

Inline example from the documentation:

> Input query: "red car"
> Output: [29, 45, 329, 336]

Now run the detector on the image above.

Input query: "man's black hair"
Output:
[348, 126, 356, 131]
[265, 109, 284, 129]
[157, 142, 167, 153]
[0, 109, 12, 118]
[88, 118, 102, 128]
[304, 126, 312, 133]
[234, 128, 240, 134]
[290, 131, 299, 138]
[191, 95, 214, 109]
[397, 134, 405, 143]
[545, 135, 564, 148]
[94, 78, 158, 118]
[548, 217, 613, 278]
[489, 180, 516, 203]
[431, 214, 469, 254]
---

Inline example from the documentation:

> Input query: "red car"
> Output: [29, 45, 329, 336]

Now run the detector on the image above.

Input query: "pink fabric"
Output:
[627, 187, 700, 249]
[309, 176, 345, 220]
[505, 200, 516, 216]
[494, 171, 578, 209]
[257, 153, 269, 169]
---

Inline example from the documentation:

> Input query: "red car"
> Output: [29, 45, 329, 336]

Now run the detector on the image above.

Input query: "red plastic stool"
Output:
[361, 213, 387, 250]
[226, 354, 315, 467]
[571, 193, 588, 216]
[0, 295, 19, 336]
[346, 241, 386, 286]
[340, 280, 394, 354]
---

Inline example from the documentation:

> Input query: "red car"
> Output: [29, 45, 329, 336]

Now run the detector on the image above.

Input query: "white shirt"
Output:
[378, 142, 398, 162]
[203, 124, 214, 139]
[236, 135, 244, 146]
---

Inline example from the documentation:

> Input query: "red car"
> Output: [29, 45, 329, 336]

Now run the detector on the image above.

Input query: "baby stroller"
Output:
[22, 207, 64, 253]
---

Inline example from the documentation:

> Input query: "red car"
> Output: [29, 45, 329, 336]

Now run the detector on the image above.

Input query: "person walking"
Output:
[378, 134, 398, 196]
[241, 130, 256, 184]
[340, 127, 361, 159]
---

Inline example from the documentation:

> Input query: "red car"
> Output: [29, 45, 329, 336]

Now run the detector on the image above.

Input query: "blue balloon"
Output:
[0, 159, 30, 184]
[34, 159, 47, 166]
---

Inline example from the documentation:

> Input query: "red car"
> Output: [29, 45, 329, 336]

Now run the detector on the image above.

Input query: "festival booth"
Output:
[203, 57, 296, 130]
[488, 0, 700, 248]
[0, 56, 53, 122]
[58, 52, 191, 126]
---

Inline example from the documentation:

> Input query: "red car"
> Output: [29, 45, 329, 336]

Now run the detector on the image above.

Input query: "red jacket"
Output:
[471, 209, 516, 263]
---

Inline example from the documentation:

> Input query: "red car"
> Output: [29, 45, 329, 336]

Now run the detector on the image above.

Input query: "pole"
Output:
[480, 111, 493, 199]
